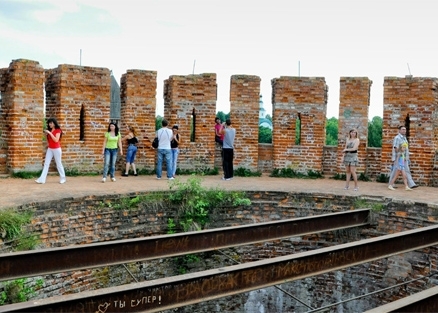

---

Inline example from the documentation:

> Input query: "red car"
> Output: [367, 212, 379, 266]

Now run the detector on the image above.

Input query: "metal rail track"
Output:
[0, 209, 369, 281]
[2, 223, 438, 312]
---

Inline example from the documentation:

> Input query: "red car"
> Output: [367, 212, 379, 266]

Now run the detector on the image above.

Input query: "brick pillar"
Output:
[230, 75, 261, 171]
[45, 65, 111, 173]
[337, 77, 371, 175]
[120, 70, 157, 171]
[382, 76, 438, 185]
[271, 77, 327, 173]
[163, 74, 217, 172]
[1, 59, 45, 173]
[0, 68, 8, 173]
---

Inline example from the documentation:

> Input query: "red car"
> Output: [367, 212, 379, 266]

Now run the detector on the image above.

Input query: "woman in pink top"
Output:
[35, 118, 66, 184]
[214, 117, 224, 146]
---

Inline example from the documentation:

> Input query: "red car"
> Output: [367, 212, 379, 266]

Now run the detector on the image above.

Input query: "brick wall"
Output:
[1, 58, 438, 185]
[163, 74, 217, 171]
[45, 64, 111, 173]
[0, 59, 45, 173]
[230, 75, 261, 170]
[258, 143, 273, 173]
[120, 70, 157, 170]
[337, 77, 371, 174]
[271, 77, 328, 172]
[382, 77, 438, 185]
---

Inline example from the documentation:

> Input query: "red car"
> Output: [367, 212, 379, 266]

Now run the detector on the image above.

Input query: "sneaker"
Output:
[134, 173, 138, 176]
[354, 187, 359, 191]
[35, 179, 44, 184]
[405, 186, 413, 191]
[122, 173, 128, 177]
[111, 177, 116, 182]
[411, 185, 419, 189]
[388, 185, 395, 190]
[156, 177, 161, 180]
[101, 178, 106, 183]
[60, 178, 66, 184]
[344, 186, 349, 190]
[225, 178, 231, 181]
[168, 177, 174, 180]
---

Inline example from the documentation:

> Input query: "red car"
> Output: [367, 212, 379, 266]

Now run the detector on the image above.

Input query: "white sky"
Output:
[1, 0, 437, 119]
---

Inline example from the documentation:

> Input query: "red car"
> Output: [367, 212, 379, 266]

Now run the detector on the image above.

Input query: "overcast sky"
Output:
[1, 0, 437, 119]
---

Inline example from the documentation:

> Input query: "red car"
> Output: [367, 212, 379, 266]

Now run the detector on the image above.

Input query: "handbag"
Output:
[152, 137, 159, 149]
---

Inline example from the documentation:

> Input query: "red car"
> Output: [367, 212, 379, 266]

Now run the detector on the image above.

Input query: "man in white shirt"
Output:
[156, 119, 174, 180]
[220, 119, 236, 181]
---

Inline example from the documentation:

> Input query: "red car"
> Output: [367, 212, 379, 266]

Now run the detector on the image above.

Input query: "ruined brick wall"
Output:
[3, 192, 437, 310]
[366, 147, 382, 178]
[163, 74, 217, 172]
[382, 77, 438, 185]
[230, 75, 261, 170]
[322, 146, 337, 176]
[0, 59, 45, 173]
[45, 65, 111, 173]
[271, 77, 328, 173]
[120, 70, 157, 170]
[258, 143, 273, 173]
[0, 68, 8, 173]
[337, 77, 371, 174]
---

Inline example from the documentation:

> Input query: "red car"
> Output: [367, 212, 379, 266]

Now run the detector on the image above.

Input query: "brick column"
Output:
[271, 77, 327, 173]
[163, 74, 217, 172]
[382, 76, 438, 185]
[337, 77, 371, 175]
[1, 59, 45, 173]
[45, 65, 111, 173]
[230, 75, 261, 171]
[120, 70, 157, 171]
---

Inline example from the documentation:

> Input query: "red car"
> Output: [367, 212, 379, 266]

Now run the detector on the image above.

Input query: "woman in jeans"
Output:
[170, 125, 181, 178]
[101, 122, 123, 182]
[122, 125, 139, 177]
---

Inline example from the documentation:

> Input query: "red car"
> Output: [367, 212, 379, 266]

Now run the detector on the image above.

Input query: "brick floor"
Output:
[1, 174, 437, 210]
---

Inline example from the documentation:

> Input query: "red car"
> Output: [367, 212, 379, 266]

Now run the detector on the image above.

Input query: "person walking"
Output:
[342, 129, 359, 191]
[170, 125, 181, 178]
[122, 126, 138, 177]
[156, 119, 174, 180]
[388, 142, 412, 191]
[220, 119, 236, 181]
[101, 122, 123, 183]
[35, 117, 66, 184]
[389, 126, 418, 188]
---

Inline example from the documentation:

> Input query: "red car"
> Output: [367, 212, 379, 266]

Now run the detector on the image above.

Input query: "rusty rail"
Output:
[2, 223, 438, 313]
[0, 209, 369, 281]
[363, 285, 438, 313]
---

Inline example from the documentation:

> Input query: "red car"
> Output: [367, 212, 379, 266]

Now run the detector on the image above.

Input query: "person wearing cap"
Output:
[170, 125, 181, 178]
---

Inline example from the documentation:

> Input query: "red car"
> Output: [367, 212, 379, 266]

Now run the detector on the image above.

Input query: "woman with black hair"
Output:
[101, 122, 123, 182]
[35, 117, 66, 184]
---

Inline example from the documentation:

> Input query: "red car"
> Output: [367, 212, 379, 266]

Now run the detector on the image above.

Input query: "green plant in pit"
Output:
[0, 278, 44, 305]
[0, 210, 38, 251]
[167, 175, 251, 232]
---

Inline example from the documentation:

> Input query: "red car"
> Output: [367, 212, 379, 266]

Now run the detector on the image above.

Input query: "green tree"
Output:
[259, 126, 272, 143]
[368, 116, 382, 147]
[216, 111, 227, 123]
[155, 115, 163, 131]
[325, 117, 338, 145]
